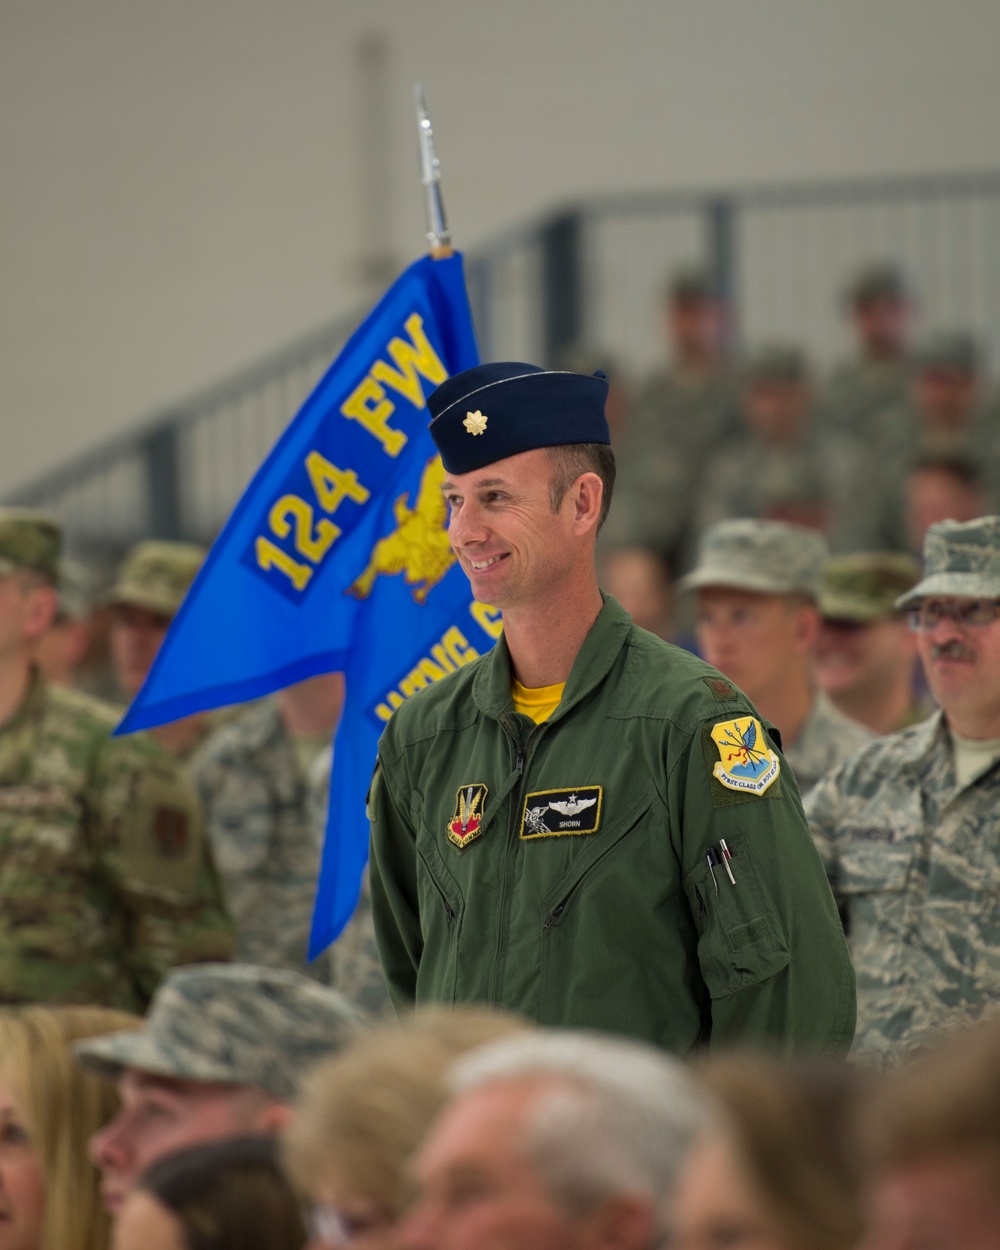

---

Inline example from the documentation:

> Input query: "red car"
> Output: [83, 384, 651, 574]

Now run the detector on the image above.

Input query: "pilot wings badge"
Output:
[447, 783, 488, 849]
[520, 786, 602, 839]
[710, 717, 780, 796]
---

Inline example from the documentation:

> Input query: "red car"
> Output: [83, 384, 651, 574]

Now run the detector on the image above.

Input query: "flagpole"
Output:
[415, 84, 453, 259]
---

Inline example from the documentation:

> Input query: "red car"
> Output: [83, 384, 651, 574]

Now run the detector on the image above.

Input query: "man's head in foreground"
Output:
[896, 516, 1000, 738]
[816, 552, 921, 733]
[682, 519, 828, 707]
[399, 1030, 708, 1250]
[107, 541, 205, 698]
[859, 1018, 1000, 1250]
[75, 962, 361, 1217]
[428, 362, 614, 616]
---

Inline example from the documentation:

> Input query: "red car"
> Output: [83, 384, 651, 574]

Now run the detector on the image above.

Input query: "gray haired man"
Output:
[806, 516, 1000, 1062]
[76, 963, 361, 1215]
[400, 1030, 709, 1250]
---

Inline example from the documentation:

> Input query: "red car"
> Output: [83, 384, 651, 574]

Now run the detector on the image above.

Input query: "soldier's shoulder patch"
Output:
[703, 675, 739, 702]
[703, 716, 782, 806]
[447, 783, 488, 849]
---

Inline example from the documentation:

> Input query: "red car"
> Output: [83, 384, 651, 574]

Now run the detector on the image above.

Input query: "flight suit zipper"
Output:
[489, 713, 543, 1001]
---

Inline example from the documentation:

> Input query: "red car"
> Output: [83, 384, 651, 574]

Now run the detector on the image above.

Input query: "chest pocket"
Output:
[837, 839, 916, 896]
[682, 829, 790, 999]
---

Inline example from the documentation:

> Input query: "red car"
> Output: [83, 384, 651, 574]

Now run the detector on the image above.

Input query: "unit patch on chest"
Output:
[520, 787, 603, 839]
[447, 783, 488, 849]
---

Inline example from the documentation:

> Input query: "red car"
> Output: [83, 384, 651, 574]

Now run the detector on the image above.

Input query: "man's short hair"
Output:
[547, 444, 616, 531]
[448, 1030, 709, 1239]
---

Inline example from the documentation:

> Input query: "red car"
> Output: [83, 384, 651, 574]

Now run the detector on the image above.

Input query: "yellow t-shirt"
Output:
[511, 679, 566, 724]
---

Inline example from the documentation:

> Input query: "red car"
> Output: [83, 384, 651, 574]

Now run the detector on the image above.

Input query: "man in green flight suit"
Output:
[0, 509, 233, 1008]
[368, 362, 855, 1054]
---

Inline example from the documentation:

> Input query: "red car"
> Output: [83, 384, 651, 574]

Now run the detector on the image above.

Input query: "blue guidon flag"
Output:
[117, 253, 497, 955]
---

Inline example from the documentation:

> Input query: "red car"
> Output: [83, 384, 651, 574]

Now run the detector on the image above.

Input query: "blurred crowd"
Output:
[0, 257, 998, 1250]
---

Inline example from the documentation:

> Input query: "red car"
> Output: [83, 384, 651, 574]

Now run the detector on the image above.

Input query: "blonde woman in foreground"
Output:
[0, 1005, 137, 1250]
[284, 1006, 529, 1250]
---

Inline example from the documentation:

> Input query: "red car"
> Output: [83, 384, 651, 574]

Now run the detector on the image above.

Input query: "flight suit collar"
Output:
[471, 593, 633, 723]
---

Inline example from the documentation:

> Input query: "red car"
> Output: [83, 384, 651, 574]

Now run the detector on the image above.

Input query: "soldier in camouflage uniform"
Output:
[839, 333, 998, 552]
[819, 263, 914, 443]
[191, 674, 344, 980]
[806, 517, 1000, 1061]
[108, 540, 222, 762]
[76, 962, 361, 1216]
[816, 552, 932, 735]
[695, 345, 846, 540]
[682, 520, 872, 796]
[0, 510, 233, 1009]
[601, 266, 740, 568]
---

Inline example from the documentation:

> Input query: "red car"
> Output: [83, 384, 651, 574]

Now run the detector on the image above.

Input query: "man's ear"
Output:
[571, 472, 604, 538]
[23, 584, 58, 644]
[793, 603, 822, 655]
[576, 1193, 657, 1250]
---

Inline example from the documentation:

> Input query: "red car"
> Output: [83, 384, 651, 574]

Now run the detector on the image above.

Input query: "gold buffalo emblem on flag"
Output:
[347, 455, 456, 604]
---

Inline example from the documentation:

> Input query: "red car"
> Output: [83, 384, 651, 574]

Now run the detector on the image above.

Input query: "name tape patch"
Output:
[520, 786, 603, 839]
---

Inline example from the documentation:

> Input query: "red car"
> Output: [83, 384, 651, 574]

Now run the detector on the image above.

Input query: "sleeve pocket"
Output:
[682, 834, 790, 998]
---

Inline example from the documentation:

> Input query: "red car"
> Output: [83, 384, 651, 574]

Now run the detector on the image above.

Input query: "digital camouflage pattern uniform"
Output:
[784, 692, 873, 797]
[74, 961, 362, 1101]
[681, 519, 873, 797]
[0, 511, 232, 1009]
[191, 698, 332, 979]
[805, 517, 1000, 1062]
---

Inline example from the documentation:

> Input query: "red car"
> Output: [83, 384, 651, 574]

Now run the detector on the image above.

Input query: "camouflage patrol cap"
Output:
[108, 540, 206, 618]
[845, 262, 908, 306]
[820, 552, 922, 622]
[896, 516, 1000, 608]
[72, 963, 362, 1103]
[916, 330, 981, 375]
[745, 343, 809, 385]
[0, 509, 61, 583]
[680, 519, 829, 600]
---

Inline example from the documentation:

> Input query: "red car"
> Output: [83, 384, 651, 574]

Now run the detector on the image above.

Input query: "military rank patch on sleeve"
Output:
[709, 717, 780, 796]
[447, 784, 488, 849]
[520, 787, 602, 839]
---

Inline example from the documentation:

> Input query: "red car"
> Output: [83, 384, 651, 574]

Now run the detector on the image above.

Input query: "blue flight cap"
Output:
[427, 361, 611, 475]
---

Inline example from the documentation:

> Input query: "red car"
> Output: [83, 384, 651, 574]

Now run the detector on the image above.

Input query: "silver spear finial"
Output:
[415, 84, 452, 257]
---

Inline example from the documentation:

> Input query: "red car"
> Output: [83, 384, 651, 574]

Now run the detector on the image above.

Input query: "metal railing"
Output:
[10, 168, 1000, 556]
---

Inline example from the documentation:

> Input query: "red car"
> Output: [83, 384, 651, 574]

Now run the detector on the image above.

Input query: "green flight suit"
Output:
[369, 596, 855, 1054]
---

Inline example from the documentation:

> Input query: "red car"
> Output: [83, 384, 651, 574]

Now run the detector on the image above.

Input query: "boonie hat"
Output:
[895, 516, 1000, 609]
[0, 508, 61, 583]
[73, 963, 362, 1102]
[820, 552, 922, 622]
[680, 519, 829, 600]
[108, 540, 206, 618]
[428, 361, 610, 476]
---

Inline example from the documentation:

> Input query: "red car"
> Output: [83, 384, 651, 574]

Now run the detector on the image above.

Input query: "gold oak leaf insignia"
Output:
[463, 410, 488, 435]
